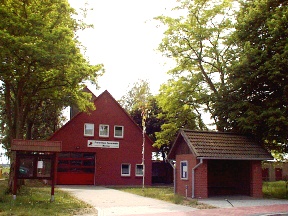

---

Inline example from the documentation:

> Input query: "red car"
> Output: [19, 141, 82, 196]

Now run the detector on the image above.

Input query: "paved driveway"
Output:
[59, 186, 288, 216]
[59, 186, 197, 216]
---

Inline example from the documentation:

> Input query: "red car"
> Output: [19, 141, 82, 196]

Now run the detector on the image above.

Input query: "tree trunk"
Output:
[6, 81, 27, 193]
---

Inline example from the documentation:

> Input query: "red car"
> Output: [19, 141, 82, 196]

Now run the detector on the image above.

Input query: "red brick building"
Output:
[168, 129, 273, 198]
[262, 161, 288, 181]
[50, 90, 154, 185]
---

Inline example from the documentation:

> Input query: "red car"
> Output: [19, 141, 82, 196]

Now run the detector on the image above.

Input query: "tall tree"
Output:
[0, 0, 103, 189]
[129, 97, 165, 142]
[215, 0, 288, 156]
[0, 0, 103, 142]
[154, 77, 207, 149]
[119, 80, 164, 141]
[119, 79, 152, 113]
[155, 0, 236, 132]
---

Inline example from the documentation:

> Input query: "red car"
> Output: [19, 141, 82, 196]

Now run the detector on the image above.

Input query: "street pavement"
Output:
[58, 186, 288, 216]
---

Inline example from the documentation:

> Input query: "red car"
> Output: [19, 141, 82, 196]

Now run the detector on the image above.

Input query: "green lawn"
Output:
[115, 181, 288, 209]
[114, 186, 215, 209]
[0, 167, 10, 179]
[0, 180, 286, 215]
[0, 180, 96, 216]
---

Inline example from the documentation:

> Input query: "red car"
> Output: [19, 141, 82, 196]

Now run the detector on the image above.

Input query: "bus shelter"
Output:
[11, 140, 62, 201]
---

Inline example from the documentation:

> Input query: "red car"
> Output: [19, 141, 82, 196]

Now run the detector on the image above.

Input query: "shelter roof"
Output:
[168, 129, 273, 160]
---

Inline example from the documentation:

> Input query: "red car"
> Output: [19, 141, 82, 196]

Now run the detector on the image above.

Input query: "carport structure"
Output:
[168, 129, 273, 198]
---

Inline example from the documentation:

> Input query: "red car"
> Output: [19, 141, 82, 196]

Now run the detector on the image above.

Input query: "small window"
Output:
[135, 164, 143, 176]
[114, 126, 124, 138]
[275, 168, 283, 181]
[84, 123, 94, 136]
[180, 161, 188, 180]
[99, 124, 109, 137]
[121, 164, 131, 176]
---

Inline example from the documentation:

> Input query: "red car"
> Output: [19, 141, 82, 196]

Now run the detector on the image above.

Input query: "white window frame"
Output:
[84, 123, 94, 137]
[99, 124, 109, 137]
[121, 163, 131, 176]
[180, 161, 188, 180]
[135, 164, 143, 177]
[114, 125, 124, 138]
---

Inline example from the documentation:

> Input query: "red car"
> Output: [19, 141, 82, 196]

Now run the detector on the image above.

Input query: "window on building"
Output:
[84, 123, 94, 136]
[114, 126, 124, 138]
[99, 124, 109, 137]
[275, 168, 283, 181]
[262, 168, 269, 181]
[135, 164, 143, 176]
[121, 164, 131, 176]
[180, 161, 188, 180]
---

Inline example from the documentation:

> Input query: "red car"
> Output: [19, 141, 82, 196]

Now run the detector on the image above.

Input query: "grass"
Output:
[263, 181, 288, 199]
[0, 180, 96, 216]
[115, 182, 288, 209]
[0, 174, 285, 215]
[114, 186, 214, 209]
[0, 167, 10, 179]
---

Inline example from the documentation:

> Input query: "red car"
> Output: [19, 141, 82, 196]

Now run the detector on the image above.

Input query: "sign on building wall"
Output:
[88, 140, 119, 148]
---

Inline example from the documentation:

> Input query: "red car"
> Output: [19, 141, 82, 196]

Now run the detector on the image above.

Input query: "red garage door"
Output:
[57, 152, 95, 185]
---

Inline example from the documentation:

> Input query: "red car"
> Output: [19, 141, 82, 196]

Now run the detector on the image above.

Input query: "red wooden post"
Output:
[12, 153, 18, 200]
[50, 153, 57, 202]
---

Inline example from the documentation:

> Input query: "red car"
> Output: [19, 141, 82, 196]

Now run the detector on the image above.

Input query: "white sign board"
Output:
[88, 140, 119, 148]
[37, 161, 44, 169]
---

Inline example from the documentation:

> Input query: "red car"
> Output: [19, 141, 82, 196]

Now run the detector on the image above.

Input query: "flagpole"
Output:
[142, 123, 145, 189]
[141, 107, 147, 188]
[141, 108, 146, 189]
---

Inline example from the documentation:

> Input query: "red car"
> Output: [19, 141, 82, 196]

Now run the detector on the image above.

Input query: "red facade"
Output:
[50, 90, 153, 186]
[175, 154, 208, 198]
[175, 154, 263, 198]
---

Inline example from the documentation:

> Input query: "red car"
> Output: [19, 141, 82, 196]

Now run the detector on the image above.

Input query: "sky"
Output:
[68, 0, 178, 100]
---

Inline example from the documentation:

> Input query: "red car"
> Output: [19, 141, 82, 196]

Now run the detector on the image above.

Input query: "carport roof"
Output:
[168, 129, 273, 160]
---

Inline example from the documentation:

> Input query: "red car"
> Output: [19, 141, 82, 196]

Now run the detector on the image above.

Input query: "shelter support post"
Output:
[192, 158, 203, 198]
[168, 160, 176, 194]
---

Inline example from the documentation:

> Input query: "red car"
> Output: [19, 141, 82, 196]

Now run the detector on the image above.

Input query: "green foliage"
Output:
[119, 79, 152, 113]
[0, 0, 103, 151]
[215, 0, 288, 153]
[155, 0, 235, 101]
[1, 167, 10, 177]
[154, 76, 207, 148]
[129, 97, 165, 142]
[119, 79, 165, 144]
[154, 0, 236, 148]
[156, 0, 288, 155]
[263, 181, 288, 199]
